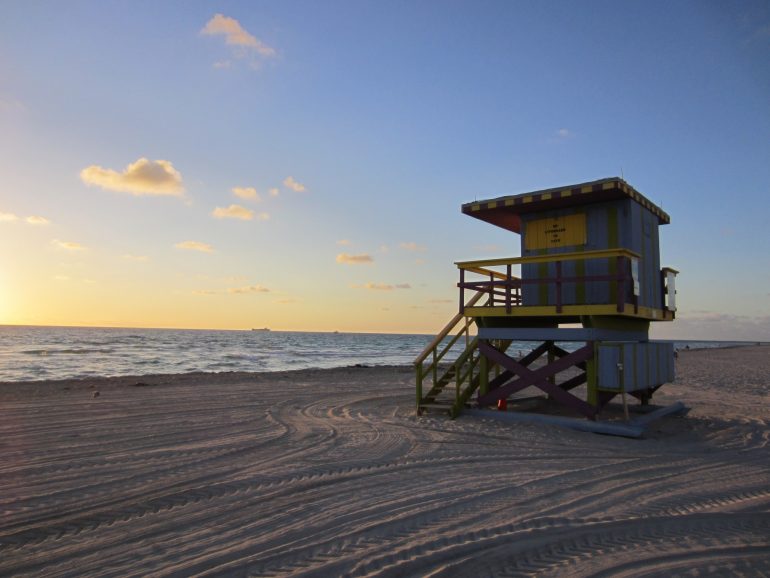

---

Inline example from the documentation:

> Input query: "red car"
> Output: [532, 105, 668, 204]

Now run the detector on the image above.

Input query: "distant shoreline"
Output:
[1, 324, 768, 343]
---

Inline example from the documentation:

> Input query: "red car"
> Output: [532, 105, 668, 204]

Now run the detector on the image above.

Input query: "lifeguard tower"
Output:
[415, 177, 678, 423]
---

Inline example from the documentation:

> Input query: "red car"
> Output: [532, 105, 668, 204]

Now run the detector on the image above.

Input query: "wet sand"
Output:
[1, 346, 769, 576]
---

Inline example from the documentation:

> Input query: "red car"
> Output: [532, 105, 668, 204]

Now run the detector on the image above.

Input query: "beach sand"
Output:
[1, 346, 769, 576]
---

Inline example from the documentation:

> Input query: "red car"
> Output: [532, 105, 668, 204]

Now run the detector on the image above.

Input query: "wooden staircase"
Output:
[415, 291, 513, 418]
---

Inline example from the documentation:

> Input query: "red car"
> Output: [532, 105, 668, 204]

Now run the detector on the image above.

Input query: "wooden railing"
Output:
[415, 291, 484, 416]
[456, 248, 641, 315]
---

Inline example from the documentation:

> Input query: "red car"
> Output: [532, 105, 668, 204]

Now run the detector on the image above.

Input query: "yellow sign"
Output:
[525, 214, 587, 250]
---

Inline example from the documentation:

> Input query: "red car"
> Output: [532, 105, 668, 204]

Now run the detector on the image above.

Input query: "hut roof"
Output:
[461, 177, 670, 234]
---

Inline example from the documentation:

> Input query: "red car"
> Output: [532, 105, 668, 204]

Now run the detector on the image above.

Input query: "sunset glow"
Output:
[1, 2, 769, 339]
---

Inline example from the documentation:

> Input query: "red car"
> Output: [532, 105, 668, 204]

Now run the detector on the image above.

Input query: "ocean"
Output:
[0, 325, 755, 383]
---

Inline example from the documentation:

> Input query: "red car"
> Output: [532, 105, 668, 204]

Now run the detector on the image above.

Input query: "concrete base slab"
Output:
[464, 401, 688, 438]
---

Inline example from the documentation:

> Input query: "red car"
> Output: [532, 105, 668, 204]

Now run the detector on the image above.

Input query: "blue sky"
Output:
[1, 1, 769, 339]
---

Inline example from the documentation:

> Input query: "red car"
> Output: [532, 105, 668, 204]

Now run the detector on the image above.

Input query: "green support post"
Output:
[478, 341, 489, 398]
[416, 363, 423, 414]
[547, 341, 555, 401]
[586, 341, 598, 407]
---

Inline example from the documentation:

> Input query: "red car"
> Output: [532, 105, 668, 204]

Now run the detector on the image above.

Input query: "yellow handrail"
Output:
[414, 291, 483, 366]
[456, 248, 641, 270]
[463, 266, 512, 281]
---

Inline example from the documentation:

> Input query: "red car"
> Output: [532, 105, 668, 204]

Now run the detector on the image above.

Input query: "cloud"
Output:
[548, 128, 575, 143]
[474, 244, 502, 253]
[654, 310, 770, 341]
[123, 254, 149, 261]
[336, 239, 351, 246]
[212, 204, 254, 220]
[26, 215, 50, 225]
[283, 176, 306, 192]
[336, 253, 373, 265]
[269, 187, 279, 197]
[80, 158, 184, 196]
[354, 283, 412, 291]
[429, 298, 454, 304]
[0, 212, 19, 222]
[52, 239, 86, 251]
[228, 285, 270, 294]
[175, 241, 214, 253]
[0, 97, 25, 113]
[746, 23, 770, 45]
[400, 242, 426, 252]
[201, 14, 276, 66]
[232, 186, 260, 201]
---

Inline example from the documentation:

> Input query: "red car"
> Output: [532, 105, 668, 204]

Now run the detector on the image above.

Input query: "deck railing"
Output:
[456, 248, 642, 315]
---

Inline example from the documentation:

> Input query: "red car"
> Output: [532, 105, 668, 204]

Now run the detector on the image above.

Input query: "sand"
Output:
[1, 345, 769, 577]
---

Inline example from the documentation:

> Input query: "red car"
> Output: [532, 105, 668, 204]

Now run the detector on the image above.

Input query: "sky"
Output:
[1, 0, 769, 339]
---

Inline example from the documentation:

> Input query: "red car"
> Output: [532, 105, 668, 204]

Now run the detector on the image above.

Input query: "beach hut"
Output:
[415, 177, 678, 422]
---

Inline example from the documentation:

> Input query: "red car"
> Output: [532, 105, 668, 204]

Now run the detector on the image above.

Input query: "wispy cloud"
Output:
[175, 240, 214, 253]
[228, 285, 270, 294]
[123, 254, 149, 262]
[26, 215, 50, 225]
[201, 14, 276, 68]
[232, 186, 259, 201]
[0, 97, 25, 113]
[657, 310, 770, 341]
[353, 283, 412, 291]
[1, 212, 51, 225]
[746, 23, 770, 45]
[474, 244, 502, 253]
[52, 239, 86, 251]
[548, 128, 575, 143]
[283, 176, 306, 192]
[336, 239, 351, 246]
[269, 187, 279, 197]
[336, 253, 373, 265]
[80, 158, 184, 196]
[212, 204, 254, 220]
[400, 242, 426, 252]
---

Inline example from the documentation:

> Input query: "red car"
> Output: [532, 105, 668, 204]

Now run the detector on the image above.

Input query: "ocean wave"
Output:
[222, 353, 268, 362]
[22, 348, 116, 356]
[2, 327, 750, 383]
